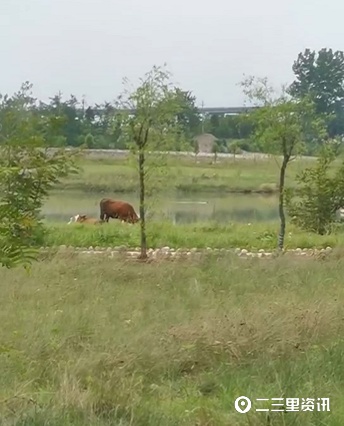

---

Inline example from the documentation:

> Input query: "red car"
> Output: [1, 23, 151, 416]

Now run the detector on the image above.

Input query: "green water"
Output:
[42, 190, 279, 224]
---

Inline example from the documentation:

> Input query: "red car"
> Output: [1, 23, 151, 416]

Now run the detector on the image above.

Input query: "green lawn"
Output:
[56, 155, 318, 194]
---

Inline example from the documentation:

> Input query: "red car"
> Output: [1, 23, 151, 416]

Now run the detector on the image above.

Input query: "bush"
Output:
[286, 146, 344, 234]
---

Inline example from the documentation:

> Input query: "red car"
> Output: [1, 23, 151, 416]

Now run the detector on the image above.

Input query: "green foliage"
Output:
[239, 75, 328, 249]
[228, 140, 241, 156]
[213, 138, 227, 153]
[114, 64, 190, 257]
[117, 65, 192, 181]
[84, 133, 95, 148]
[0, 82, 78, 268]
[117, 66, 190, 152]
[203, 113, 255, 143]
[40, 219, 344, 250]
[289, 47, 344, 137]
[286, 145, 344, 234]
[174, 88, 201, 140]
[240, 77, 327, 158]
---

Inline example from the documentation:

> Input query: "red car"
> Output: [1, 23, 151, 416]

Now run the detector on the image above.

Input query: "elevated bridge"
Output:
[90, 106, 258, 116]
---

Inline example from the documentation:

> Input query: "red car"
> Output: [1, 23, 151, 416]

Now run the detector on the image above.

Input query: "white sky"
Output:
[1, 0, 344, 107]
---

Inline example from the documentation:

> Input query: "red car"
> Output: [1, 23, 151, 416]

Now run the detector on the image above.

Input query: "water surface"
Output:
[42, 191, 279, 224]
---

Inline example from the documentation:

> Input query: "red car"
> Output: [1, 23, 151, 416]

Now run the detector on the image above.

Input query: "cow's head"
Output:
[130, 215, 140, 224]
[76, 214, 88, 223]
[68, 214, 80, 224]
[68, 214, 88, 224]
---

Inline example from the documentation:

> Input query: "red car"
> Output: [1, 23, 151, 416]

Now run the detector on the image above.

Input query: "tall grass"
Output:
[41, 220, 344, 250]
[0, 253, 343, 424]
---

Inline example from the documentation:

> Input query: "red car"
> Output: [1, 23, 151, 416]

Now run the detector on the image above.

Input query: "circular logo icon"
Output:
[234, 396, 252, 414]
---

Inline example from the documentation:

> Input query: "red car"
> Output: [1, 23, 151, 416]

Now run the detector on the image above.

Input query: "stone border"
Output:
[39, 245, 334, 259]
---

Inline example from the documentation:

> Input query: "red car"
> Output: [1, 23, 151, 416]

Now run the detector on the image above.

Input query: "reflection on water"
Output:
[42, 191, 280, 224]
[168, 208, 279, 224]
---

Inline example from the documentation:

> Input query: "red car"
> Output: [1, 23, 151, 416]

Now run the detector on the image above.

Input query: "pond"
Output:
[42, 191, 280, 224]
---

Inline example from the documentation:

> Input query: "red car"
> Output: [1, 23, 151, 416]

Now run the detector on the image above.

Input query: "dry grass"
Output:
[0, 253, 343, 424]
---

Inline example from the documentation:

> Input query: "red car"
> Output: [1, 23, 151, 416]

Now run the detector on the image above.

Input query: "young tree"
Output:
[115, 65, 189, 259]
[0, 82, 78, 269]
[239, 76, 327, 250]
[229, 140, 240, 160]
[193, 137, 200, 162]
[212, 140, 219, 163]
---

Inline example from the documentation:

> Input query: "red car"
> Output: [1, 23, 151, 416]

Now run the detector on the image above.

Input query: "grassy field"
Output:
[57, 155, 316, 194]
[41, 220, 344, 250]
[0, 253, 343, 425]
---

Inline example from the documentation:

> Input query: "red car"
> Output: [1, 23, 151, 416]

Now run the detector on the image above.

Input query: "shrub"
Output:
[286, 146, 344, 234]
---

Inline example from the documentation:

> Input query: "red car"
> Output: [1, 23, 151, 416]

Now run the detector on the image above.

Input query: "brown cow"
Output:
[99, 198, 139, 224]
[68, 214, 103, 225]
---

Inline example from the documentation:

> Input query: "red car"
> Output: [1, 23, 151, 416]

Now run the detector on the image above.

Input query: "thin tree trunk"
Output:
[138, 150, 147, 259]
[278, 155, 289, 250]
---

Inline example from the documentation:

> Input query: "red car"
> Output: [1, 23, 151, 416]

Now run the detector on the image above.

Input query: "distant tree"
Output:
[288, 48, 344, 136]
[174, 89, 201, 138]
[229, 140, 240, 160]
[212, 140, 220, 163]
[193, 138, 200, 161]
[240, 76, 327, 250]
[209, 114, 220, 136]
[116, 65, 188, 259]
[84, 133, 95, 148]
[0, 82, 77, 269]
[44, 93, 84, 146]
[85, 106, 95, 122]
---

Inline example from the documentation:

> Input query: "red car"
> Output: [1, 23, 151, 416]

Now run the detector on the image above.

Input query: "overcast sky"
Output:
[1, 0, 344, 107]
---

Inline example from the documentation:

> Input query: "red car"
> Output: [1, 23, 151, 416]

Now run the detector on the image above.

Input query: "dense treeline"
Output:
[1, 47, 344, 155]
[37, 92, 255, 151]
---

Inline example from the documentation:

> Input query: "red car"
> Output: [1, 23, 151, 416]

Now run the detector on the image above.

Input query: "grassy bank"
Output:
[0, 253, 343, 424]
[56, 156, 315, 194]
[41, 221, 344, 250]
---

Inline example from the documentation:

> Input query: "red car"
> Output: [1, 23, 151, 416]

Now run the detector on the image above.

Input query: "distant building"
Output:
[194, 133, 217, 153]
